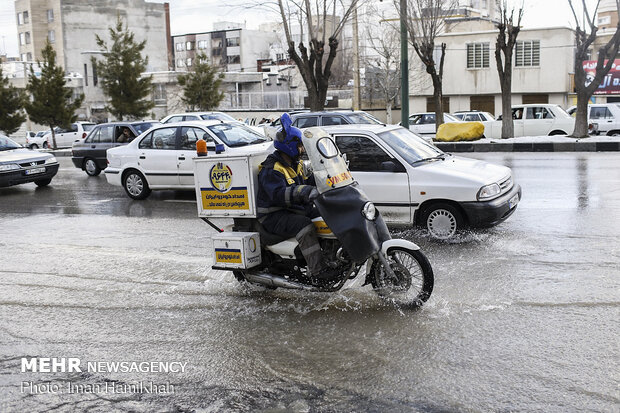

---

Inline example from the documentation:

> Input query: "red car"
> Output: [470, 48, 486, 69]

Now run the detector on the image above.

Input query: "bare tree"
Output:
[495, 1, 523, 139]
[403, 0, 457, 131]
[277, 0, 359, 111]
[365, 18, 402, 123]
[569, 0, 620, 138]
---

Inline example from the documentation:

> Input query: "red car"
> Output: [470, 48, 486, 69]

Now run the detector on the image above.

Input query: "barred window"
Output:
[515, 40, 540, 67]
[467, 43, 489, 68]
[153, 84, 166, 105]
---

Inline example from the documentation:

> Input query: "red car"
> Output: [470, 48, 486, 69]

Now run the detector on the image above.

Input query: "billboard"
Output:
[583, 59, 620, 95]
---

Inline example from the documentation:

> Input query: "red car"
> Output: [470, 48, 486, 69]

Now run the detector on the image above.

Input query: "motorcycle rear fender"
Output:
[381, 239, 420, 254]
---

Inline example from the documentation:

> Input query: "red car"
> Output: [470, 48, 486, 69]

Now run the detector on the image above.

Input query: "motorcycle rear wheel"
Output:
[370, 247, 434, 309]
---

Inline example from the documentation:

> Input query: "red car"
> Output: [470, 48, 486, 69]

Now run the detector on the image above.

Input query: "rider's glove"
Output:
[308, 188, 319, 201]
[294, 185, 317, 204]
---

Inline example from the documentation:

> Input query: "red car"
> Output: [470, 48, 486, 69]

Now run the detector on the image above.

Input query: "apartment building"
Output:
[14, 0, 171, 119]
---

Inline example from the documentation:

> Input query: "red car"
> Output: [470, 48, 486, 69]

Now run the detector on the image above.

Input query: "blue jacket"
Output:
[257, 151, 315, 219]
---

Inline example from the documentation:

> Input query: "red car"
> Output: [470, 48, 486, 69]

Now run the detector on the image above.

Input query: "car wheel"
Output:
[35, 178, 52, 187]
[549, 130, 566, 136]
[84, 158, 101, 176]
[607, 130, 620, 136]
[421, 203, 464, 240]
[30, 144, 39, 149]
[123, 170, 151, 200]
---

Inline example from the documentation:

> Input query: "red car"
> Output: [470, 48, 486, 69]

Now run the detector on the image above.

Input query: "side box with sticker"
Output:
[212, 232, 262, 269]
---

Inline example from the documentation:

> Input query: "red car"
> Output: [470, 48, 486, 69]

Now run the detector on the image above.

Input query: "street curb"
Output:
[434, 141, 620, 152]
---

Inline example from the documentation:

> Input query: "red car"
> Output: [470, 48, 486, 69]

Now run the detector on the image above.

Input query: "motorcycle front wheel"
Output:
[370, 247, 434, 309]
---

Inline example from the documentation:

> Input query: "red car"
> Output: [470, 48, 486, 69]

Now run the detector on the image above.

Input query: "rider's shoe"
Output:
[310, 266, 340, 287]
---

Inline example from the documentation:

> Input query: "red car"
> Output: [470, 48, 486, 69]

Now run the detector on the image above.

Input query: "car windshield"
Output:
[132, 122, 158, 135]
[454, 114, 465, 120]
[347, 112, 381, 124]
[378, 128, 444, 165]
[207, 123, 266, 147]
[82, 124, 96, 131]
[201, 113, 236, 122]
[0, 135, 21, 151]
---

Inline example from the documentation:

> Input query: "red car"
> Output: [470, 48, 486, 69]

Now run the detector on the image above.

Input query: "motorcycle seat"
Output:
[254, 220, 287, 246]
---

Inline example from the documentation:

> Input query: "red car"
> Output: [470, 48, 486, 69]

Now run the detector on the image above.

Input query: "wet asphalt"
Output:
[0, 154, 619, 412]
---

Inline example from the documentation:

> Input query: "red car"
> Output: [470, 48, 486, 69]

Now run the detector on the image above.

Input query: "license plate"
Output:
[25, 167, 46, 175]
[508, 194, 519, 209]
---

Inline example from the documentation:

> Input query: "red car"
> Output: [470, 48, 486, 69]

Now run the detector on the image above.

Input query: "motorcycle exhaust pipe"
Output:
[245, 272, 317, 291]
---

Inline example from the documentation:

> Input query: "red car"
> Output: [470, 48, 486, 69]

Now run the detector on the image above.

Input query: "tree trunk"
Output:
[50, 126, 57, 149]
[431, 73, 443, 132]
[386, 103, 392, 124]
[573, 90, 590, 138]
[500, 74, 514, 139]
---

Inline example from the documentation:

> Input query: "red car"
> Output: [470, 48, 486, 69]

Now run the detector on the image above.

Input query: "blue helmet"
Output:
[274, 113, 303, 157]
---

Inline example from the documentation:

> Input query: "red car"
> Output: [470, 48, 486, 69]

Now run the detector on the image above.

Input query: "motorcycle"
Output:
[195, 127, 434, 308]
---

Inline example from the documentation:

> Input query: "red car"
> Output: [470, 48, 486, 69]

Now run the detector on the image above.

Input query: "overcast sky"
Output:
[0, 0, 600, 57]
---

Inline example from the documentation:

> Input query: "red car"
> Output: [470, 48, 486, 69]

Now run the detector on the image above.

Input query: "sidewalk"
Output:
[434, 135, 620, 152]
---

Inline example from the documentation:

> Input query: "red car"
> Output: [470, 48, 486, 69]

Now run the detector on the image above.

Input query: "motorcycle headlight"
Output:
[45, 156, 57, 164]
[362, 202, 376, 220]
[0, 164, 20, 172]
[477, 183, 501, 201]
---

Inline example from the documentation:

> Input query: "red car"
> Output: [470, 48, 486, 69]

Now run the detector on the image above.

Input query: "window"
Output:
[84, 64, 88, 86]
[25, 32, 30, 44]
[467, 42, 490, 68]
[598, 15, 611, 25]
[525, 107, 554, 119]
[164, 115, 184, 123]
[186, 41, 194, 51]
[93, 63, 98, 86]
[198, 40, 208, 49]
[515, 40, 540, 67]
[85, 127, 99, 143]
[139, 128, 177, 149]
[21, 53, 28, 61]
[17, 12, 23, 25]
[227, 55, 240, 64]
[98, 126, 114, 143]
[226, 37, 240, 47]
[180, 127, 214, 150]
[463, 113, 482, 121]
[206, 124, 265, 147]
[19, 33, 26, 45]
[186, 57, 192, 67]
[176, 58, 185, 68]
[334, 136, 393, 172]
[23, 11, 29, 24]
[153, 84, 166, 105]
[590, 106, 613, 120]
[322, 116, 347, 126]
[293, 117, 318, 128]
[175, 43, 183, 51]
[48, 30, 55, 43]
[47, 9, 54, 22]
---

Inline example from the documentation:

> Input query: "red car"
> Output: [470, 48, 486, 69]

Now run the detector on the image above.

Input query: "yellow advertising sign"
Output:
[201, 187, 250, 210]
[215, 249, 242, 264]
[326, 171, 352, 187]
[313, 220, 333, 235]
[209, 163, 233, 192]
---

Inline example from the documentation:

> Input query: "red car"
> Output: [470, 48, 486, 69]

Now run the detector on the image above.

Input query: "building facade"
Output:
[14, 0, 171, 120]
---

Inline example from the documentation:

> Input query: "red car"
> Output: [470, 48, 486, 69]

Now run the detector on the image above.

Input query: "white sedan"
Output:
[105, 121, 272, 199]
[406, 113, 461, 136]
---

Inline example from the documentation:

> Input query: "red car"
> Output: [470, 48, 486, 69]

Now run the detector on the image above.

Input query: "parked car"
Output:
[406, 112, 462, 136]
[160, 112, 236, 123]
[485, 104, 575, 139]
[264, 110, 383, 139]
[71, 121, 159, 176]
[25, 131, 51, 149]
[453, 111, 496, 123]
[37, 122, 97, 148]
[0, 134, 59, 188]
[105, 121, 272, 199]
[567, 103, 620, 135]
[321, 124, 521, 238]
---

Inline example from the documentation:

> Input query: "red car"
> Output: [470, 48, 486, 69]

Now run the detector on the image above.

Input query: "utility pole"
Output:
[400, 0, 409, 126]
[352, 4, 361, 111]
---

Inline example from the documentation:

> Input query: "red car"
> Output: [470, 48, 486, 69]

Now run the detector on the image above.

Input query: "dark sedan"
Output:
[0, 135, 59, 188]
[71, 121, 159, 176]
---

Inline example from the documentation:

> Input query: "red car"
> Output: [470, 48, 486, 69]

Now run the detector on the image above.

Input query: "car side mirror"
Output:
[381, 160, 405, 172]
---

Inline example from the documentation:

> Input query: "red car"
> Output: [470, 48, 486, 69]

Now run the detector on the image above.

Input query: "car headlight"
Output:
[477, 183, 501, 201]
[45, 156, 57, 164]
[0, 164, 20, 172]
[362, 202, 376, 220]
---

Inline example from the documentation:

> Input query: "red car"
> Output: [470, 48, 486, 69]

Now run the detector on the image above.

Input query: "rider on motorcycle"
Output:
[256, 114, 337, 282]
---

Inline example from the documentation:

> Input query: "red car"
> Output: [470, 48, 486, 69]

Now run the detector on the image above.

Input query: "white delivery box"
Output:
[212, 232, 261, 269]
[193, 152, 267, 218]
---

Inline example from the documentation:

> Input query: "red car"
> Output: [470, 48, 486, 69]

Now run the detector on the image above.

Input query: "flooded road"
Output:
[1, 154, 619, 412]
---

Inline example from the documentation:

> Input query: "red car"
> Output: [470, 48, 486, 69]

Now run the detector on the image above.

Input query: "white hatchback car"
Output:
[105, 121, 272, 199]
[407, 113, 462, 136]
[322, 124, 521, 238]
